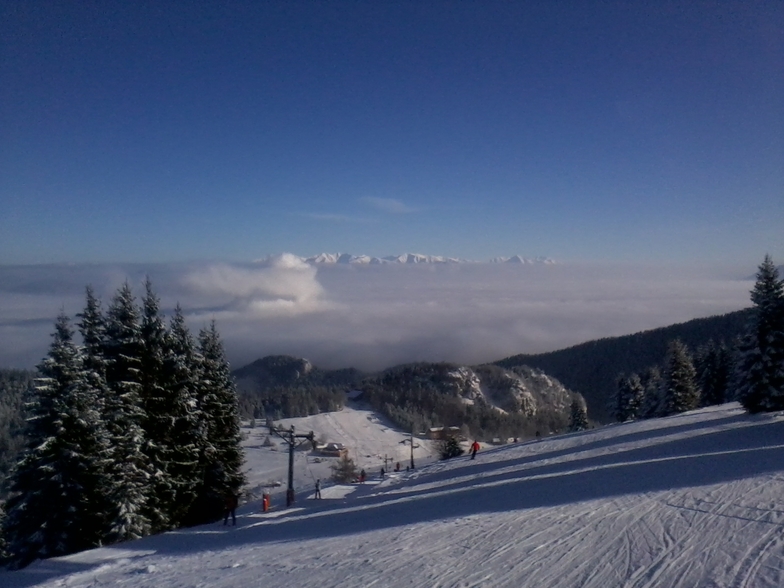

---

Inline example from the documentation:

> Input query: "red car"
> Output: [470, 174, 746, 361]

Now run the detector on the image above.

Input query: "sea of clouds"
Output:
[0, 257, 754, 372]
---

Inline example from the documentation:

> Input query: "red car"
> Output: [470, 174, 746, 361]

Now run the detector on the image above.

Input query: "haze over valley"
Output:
[0, 256, 754, 372]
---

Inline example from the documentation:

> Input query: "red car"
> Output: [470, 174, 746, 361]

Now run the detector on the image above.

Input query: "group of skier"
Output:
[222, 440, 483, 525]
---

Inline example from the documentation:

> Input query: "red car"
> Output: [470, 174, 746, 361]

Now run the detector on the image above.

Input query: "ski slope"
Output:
[241, 405, 441, 503]
[4, 403, 784, 588]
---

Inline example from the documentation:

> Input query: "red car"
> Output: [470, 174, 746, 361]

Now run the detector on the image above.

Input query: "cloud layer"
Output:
[0, 260, 753, 372]
[184, 254, 331, 316]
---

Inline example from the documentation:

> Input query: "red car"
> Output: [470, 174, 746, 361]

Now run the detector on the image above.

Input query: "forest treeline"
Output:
[498, 309, 752, 422]
[609, 256, 784, 421]
[0, 281, 244, 569]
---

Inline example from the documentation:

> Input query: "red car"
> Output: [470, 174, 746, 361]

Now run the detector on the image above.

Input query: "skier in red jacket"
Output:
[470, 440, 480, 460]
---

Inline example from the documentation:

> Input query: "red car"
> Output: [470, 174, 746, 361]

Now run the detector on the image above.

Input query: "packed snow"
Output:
[4, 402, 784, 588]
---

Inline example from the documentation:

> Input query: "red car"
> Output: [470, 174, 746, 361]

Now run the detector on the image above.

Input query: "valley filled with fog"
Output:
[0, 257, 752, 371]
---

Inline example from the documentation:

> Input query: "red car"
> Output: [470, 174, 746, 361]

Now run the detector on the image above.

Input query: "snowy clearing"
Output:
[4, 402, 784, 588]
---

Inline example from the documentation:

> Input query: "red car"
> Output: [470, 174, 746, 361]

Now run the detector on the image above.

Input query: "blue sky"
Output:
[1, 1, 782, 264]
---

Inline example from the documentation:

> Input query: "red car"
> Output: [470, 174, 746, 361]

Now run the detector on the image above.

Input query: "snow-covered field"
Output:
[5, 402, 784, 588]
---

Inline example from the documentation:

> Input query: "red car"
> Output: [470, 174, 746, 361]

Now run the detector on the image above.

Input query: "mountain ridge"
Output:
[255, 252, 556, 265]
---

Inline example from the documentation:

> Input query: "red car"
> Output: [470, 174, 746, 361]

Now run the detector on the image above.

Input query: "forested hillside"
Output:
[234, 356, 583, 441]
[497, 309, 751, 422]
[362, 362, 580, 440]
[233, 355, 363, 419]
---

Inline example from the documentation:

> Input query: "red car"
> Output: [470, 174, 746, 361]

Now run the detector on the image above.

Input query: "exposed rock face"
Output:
[377, 362, 574, 418]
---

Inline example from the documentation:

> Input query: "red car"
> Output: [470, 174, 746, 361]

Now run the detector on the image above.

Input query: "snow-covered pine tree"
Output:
[438, 436, 464, 460]
[76, 287, 111, 425]
[612, 374, 644, 422]
[736, 255, 784, 413]
[102, 283, 152, 542]
[159, 305, 201, 527]
[626, 373, 645, 420]
[660, 339, 700, 416]
[640, 366, 663, 419]
[77, 286, 106, 381]
[74, 286, 116, 543]
[696, 340, 733, 407]
[138, 279, 176, 532]
[3, 315, 110, 568]
[188, 321, 245, 524]
[568, 395, 589, 431]
[611, 374, 627, 422]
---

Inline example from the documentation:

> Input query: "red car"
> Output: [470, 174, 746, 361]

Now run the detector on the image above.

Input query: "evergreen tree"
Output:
[3, 315, 110, 568]
[189, 321, 245, 524]
[102, 283, 152, 542]
[696, 340, 733, 407]
[737, 255, 784, 413]
[160, 305, 201, 527]
[660, 340, 699, 416]
[438, 436, 465, 460]
[77, 286, 107, 382]
[612, 373, 644, 422]
[330, 453, 358, 483]
[138, 279, 175, 532]
[569, 396, 589, 431]
[74, 287, 116, 542]
[76, 287, 111, 425]
[639, 367, 663, 419]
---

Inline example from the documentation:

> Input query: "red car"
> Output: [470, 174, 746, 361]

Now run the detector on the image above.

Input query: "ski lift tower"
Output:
[269, 423, 316, 507]
[404, 430, 420, 469]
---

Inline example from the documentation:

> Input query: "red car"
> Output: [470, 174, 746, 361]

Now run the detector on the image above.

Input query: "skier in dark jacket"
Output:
[224, 491, 239, 526]
[315, 479, 322, 499]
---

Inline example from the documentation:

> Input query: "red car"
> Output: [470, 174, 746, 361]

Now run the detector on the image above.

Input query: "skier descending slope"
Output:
[470, 440, 480, 460]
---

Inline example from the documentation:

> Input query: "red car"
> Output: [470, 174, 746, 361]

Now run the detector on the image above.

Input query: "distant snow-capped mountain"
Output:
[296, 253, 555, 265]
[490, 255, 556, 265]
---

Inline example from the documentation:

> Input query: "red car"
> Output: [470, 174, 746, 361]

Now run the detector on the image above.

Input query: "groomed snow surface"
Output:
[4, 402, 784, 588]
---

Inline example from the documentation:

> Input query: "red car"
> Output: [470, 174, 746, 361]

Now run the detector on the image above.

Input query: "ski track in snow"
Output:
[4, 403, 784, 588]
